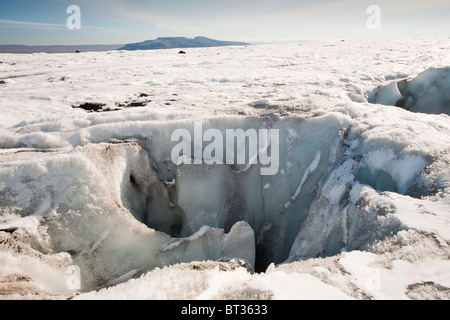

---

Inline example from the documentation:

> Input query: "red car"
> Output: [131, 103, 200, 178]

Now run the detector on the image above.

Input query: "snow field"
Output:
[0, 37, 449, 299]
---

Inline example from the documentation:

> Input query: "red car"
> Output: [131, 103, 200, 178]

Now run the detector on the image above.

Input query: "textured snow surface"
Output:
[0, 37, 449, 300]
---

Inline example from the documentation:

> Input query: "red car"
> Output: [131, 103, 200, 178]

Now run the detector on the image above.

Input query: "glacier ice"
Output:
[0, 142, 257, 290]
[1, 39, 450, 299]
[1, 103, 447, 289]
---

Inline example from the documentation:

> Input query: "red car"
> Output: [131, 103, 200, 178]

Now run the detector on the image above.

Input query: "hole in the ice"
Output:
[129, 174, 138, 188]
[255, 244, 268, 274]
[126, 162, 185, 238]
[124, 131, 328, 272]
[356, 167, 398, 193]
[119, 119, 431, 275]
[171, 224, 182, 237]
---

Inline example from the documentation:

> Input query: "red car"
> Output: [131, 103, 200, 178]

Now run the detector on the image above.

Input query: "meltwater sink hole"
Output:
[117, 117, 346, 273]
[0, 114, 435, 290]
[119, 117, 431, 273]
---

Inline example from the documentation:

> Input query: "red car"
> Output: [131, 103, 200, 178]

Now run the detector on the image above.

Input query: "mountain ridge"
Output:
[119, 36, 249, 51]
[0, 37, 249, 54]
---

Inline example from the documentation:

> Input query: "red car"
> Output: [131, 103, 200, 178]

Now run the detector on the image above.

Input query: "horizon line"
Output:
[0, 35, 448, 48]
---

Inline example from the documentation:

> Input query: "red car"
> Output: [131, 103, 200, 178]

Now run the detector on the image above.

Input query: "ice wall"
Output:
[0, 143, 255, 290]
[165, 115, 350, 269]
[372, 67, 450, 115]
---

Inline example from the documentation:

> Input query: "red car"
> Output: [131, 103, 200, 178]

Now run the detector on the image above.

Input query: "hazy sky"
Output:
[1, 0, 449, 45]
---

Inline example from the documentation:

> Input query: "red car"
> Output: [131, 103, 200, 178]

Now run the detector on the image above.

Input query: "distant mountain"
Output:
[0, 44, 123, 54]
[0, 36, 248, 54]
[119, 36, 249, 51]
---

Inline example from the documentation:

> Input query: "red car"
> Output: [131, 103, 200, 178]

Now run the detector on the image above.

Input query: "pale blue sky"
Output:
[0, 0, 449, 45]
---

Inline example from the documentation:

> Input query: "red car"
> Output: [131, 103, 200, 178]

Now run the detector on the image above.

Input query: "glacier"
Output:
[0, 37, 449, 300]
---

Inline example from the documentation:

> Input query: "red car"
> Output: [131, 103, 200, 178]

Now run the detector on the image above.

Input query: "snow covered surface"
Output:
[0, 37, 449, 300]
